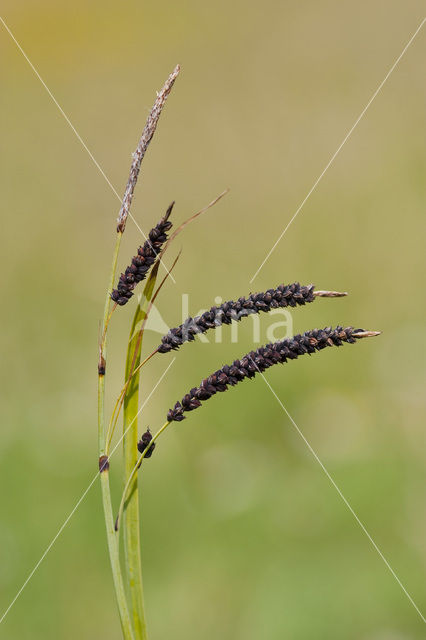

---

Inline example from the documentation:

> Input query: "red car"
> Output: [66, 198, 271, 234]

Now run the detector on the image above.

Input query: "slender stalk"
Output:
[100, 471, 135, 639]
[98, 231, 135, 640]
[98, 231, 121, 456]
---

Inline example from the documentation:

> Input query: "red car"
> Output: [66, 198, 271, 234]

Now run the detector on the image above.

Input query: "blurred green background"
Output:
[1, 2, 425, 638]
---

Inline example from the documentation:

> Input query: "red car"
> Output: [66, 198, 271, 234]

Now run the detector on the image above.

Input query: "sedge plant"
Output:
[98, 66, 380, 640]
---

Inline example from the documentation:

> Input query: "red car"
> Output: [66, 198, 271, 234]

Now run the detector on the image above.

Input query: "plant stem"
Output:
[100, 470, 135, 639]
[98, 231, 135, 640]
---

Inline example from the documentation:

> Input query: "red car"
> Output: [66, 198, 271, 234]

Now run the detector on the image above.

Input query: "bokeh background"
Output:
[1, 2, 425, 638]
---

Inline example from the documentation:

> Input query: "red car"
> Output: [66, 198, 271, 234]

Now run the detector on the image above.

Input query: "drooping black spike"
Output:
[166, 326, 380, 421]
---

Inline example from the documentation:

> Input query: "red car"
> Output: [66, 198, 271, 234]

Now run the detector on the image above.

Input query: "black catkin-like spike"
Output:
[137, 429, 156, 459]
[166, 327, 380, 422]
[157, 283, 345, 353]
[157, 282, 314, 353]
[111, 202, 174, 306]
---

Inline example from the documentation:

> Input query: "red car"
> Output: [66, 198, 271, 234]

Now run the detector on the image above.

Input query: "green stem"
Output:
[98, 231, 135, 640]
[100, 470, 135, 639]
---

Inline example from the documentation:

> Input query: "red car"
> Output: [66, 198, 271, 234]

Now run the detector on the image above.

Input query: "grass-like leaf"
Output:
[122, 262, 160, 640]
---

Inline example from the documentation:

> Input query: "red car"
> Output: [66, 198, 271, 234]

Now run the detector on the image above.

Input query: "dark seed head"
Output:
[111, 203, 174, 306]
[158, 283, 317, 354]
[166, 326, 380, 422]
[137, 428, 156, 459]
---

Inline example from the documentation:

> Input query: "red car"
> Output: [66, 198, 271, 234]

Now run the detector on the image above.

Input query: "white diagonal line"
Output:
[0, 475, 99, 626]
[0, 15, 176, 283]
[249, 17, 426, 284]
[253, 362, 426, 624]
[0, 358, 175, 625]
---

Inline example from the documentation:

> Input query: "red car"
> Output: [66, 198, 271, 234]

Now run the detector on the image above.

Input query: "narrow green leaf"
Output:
[122, 261, 159, 640]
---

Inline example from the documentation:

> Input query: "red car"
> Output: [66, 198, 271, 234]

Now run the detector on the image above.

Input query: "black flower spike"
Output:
[157, 283, 347, 353]
[166, 327, 380, 422]
[137, 428, 156, 459]
[111, 202, 174, 306]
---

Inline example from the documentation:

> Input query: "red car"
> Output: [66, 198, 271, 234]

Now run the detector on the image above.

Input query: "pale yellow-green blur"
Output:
[1, 2, 425, 639]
